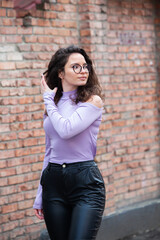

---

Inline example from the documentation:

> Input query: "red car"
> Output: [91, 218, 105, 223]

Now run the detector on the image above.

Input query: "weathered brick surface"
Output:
[0, 0, 160, 239]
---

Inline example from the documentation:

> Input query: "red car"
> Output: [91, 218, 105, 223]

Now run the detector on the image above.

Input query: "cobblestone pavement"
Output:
[118, 227, 160, 240]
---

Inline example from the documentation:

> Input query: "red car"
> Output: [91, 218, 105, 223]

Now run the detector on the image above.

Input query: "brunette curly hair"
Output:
[43, 45, 103, 105]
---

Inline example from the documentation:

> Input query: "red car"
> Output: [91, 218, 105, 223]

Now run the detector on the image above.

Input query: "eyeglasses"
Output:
[72, 64, 91, 74]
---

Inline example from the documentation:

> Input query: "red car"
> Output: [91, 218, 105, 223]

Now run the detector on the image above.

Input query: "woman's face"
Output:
[59, 53, 89, 91]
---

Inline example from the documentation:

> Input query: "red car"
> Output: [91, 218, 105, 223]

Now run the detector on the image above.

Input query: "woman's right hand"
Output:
[41, 74, 57, 94]
[34, 209, 44, 220]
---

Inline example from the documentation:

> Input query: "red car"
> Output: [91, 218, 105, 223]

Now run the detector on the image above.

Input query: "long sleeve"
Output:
[33, 131, 51, 209]
[43, 92, 102, 140]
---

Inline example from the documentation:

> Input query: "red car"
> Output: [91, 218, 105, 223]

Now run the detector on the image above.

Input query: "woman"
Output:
[33, 45, 106, 240]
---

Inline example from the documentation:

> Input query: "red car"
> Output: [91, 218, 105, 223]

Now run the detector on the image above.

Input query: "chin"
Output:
[78, 81, 87, 86]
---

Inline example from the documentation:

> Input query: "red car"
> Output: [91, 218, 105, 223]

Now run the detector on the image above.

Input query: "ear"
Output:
[58, 71, 64, 80]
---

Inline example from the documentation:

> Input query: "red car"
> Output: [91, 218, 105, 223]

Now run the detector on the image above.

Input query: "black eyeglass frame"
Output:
[42, 63, 91, 76]
[71, 64, 91, 74]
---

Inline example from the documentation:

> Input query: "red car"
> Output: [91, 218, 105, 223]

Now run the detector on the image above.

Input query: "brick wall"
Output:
[0, 0, 160, 239]
[99, 0, 160, 215]
[155, 1, 160, 84]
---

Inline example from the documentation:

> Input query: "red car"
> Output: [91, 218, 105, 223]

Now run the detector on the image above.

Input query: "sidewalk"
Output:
[119, 227, 160, 240]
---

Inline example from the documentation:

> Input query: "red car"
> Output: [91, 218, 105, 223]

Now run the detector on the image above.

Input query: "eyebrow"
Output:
[70, 63, 87, 66]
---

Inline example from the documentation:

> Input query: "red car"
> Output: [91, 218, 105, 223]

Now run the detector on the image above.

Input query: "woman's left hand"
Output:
[41, 74, 57, 94]
[34, 209, 44, 220]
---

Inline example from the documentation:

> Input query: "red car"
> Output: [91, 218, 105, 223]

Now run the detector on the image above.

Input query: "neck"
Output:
[63, 87, 77, 92]
[62, 83, 77, 92]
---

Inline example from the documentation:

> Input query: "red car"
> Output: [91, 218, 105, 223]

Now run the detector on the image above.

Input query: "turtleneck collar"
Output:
[61, 89, 77, 99]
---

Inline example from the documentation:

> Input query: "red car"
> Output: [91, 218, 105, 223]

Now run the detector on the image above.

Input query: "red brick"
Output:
[32, 112, 43, 120]
[34, 95, 43, 102]
[51, 20, 76, 28]
[57, 0, 70, 3]
[125, 191, 136, 200]
[17, 27, 32, 35]
[25, 208, 35, 217]
[16, 113, 32, 122]
[23, 53, 38, 60]
[18, 199, 33, 210]
[16, 165, 32, 174]
[115, 186, 128, 194]
[0, 124, 10, 133]
[24, 71, 39, 78]
[5, 35, 22, 43]
[0, 8, 6, 16]
[7, 9, 16, 17]
[11, 228, 25, 239]
[0, 27, 17, 34]
[15, 148, 32, 157]
[32, 62, 46, 69]
[33, 27, 44, 35]
[0, 177, 8, 187]
[2, 18, 13, 25]
[31, 78, 42, 86]
[18, 182, 35, 192]
[32, 162, 43, 172]
[8, 193, 24, 204]
[1, 99, 18, 107]
[25, 104, 42, 112]
[37, 18, 51, 27]
[18, 96, 34, 105]
[0, 214, 9, 225]
[16, 62, 32, 69]
[129, 182, 141, 191]
[26, 121, 42, 130]
[1, 184, 18, 196]
[25, 224, 44, 234]
[6, 140, 23, 149]
[10, 106, 25, 114]
[31, 44, 46, 52]
[44, 11, 57, 19]
[2, 203, 18, 214]
[24, 36, 37, 43]
[128, 162, 140, 169]
[0, 35, 5, 43]
[2, 0, 13, 8]
[18, 130, 33, 139]
[23, 138, 38, 147]
[18, 44, 31, 52]
[3, 221, 19, 233]
[0, 62, 15, 70]
[30, 146, 44, 155]
[25, 87, 40, 95]
[0, 168, 16, 177]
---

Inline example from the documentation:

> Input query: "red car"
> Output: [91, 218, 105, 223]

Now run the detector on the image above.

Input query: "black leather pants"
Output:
[41, 160, 106, 240]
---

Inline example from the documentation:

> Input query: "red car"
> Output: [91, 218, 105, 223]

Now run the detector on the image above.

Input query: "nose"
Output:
[80, 67, 88, 74]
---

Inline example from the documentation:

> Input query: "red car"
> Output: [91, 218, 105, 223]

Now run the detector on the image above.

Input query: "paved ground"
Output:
[40, 227, 160, 240]
[119, 227, 160, 240]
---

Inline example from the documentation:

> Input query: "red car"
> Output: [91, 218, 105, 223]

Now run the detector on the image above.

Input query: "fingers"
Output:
[40, 73, 55, 93]
[41, 73, 44, 82]
[34, 209, 44, 220]
[53, 87, 58, 94]
[41, 74, 46, 87]
[40, 74, 47, 94]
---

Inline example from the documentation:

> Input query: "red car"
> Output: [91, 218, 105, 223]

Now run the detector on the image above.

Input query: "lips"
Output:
[79, 77, 87, 80]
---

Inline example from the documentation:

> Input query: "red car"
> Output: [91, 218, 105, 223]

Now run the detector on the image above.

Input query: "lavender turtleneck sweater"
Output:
[33, 89, 102, 209]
